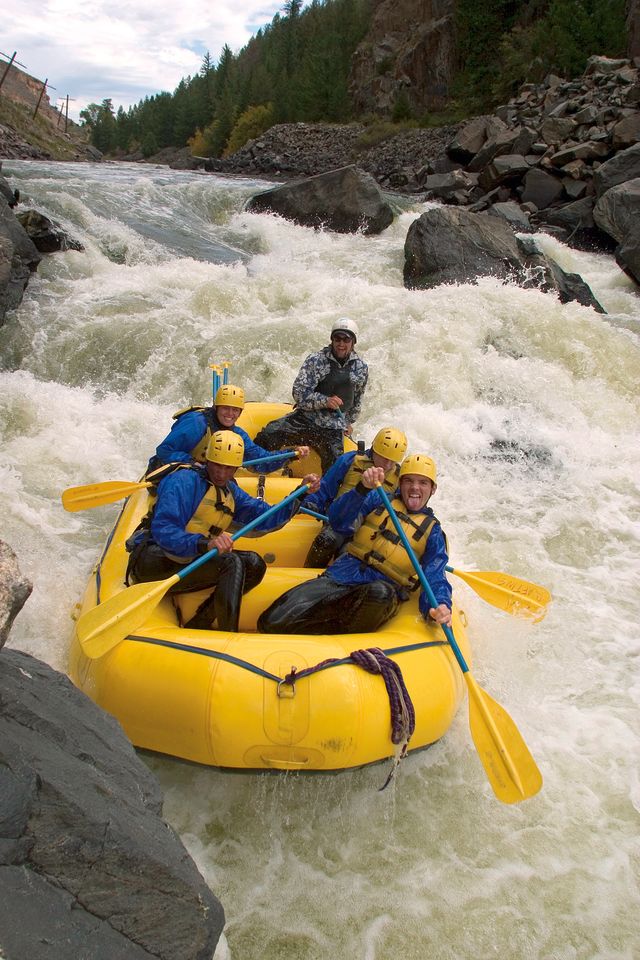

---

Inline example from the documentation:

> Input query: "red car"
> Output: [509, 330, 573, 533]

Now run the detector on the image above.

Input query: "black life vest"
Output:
[315, 359, 355, 418]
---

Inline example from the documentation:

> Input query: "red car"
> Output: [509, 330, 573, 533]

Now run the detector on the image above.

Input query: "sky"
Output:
[3, 0, 291, 122]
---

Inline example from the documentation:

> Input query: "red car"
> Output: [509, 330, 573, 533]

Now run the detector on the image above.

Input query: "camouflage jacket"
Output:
[292, 346, 369, 429]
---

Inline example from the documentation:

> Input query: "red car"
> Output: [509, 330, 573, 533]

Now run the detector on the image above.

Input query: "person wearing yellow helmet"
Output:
[147, 382, 310, 474]
[258, 452, 451, 635]
[302, 426, 408, 567]
[253, 318, 369, 473]
[128, 431, 320, 631]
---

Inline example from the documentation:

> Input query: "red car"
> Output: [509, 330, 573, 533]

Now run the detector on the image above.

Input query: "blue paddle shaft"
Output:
[176, 483, 309, 582]
[242, 450, 297, 468]
[376, 484, 469, 675]
[300, 507, 328, 522]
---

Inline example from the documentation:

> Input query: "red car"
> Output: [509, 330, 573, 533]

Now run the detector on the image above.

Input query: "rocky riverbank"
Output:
[197, 55, 640, 283]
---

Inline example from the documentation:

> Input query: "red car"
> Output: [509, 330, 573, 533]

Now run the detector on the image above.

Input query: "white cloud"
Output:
[3, 0, 290, 120]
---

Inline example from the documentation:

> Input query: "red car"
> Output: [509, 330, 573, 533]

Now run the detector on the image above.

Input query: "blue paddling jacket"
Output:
[301, 450, 358, 515]
[134, 466, 302, 561]
[149, 407, 294, 473]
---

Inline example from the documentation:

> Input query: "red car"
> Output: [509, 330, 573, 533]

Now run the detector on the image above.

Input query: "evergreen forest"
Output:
[80, 0, 627, 159]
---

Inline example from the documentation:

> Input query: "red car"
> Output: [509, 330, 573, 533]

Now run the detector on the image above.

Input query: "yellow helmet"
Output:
[206, 430, 244, 467]
[215, 384, 245, 409]
[372, 427, 408, 464]
[399, 454, 437, 485]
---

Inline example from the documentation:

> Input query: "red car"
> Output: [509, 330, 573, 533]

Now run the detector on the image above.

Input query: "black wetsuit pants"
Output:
[257, 573, 399, 635]
[255, 410, 344, 474]
[128, 542, 266, 632]
[304, 526, 346, 568]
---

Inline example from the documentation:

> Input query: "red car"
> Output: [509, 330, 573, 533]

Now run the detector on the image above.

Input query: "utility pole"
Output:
[0, 50, 27, 92]
[57, 96, 76, 132]
[63, 95, 76, 132]
[33, 78, 56, 118]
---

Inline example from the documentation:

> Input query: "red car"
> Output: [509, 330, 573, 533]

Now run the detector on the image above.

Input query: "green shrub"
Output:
[224, 103, 275, 156]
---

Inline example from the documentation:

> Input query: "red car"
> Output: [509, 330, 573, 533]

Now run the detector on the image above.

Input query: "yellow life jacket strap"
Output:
[172, 404, 207, 420]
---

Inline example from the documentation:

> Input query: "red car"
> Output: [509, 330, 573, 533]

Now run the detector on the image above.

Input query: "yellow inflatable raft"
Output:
[69, 402, 471, 771]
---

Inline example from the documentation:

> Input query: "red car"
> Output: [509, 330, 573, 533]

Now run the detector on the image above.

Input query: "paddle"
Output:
[77, 483, 311, 660]
[62, 452, 299, 512]
[446, 567, 550, 621]
[375, 483, 542, 804]
[297, 506, 550, 620]
[242, 450, 297, 468]
[62, 480, 151, 512]
[300, 506, 328, 522]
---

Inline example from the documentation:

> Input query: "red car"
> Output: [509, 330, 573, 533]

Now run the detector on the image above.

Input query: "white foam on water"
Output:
[2, 161, 639, 960]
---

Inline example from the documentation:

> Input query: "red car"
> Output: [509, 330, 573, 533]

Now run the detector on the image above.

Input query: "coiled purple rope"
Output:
[284, 646, 415, 749]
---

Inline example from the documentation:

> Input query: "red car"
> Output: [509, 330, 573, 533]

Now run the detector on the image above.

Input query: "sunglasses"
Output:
[331, 334, 353, 343]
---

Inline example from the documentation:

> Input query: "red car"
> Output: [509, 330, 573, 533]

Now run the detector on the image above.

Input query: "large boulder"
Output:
[0, 195, 41, 326]
[245, 165, 394, 234]
[593, 177, 640, 242]
[593, 177, 640, 284]
[403, 205, 604, 310]
[403, 205, 525, 288]
[0, 540, 225, 960]
[593, 141, 640, 197]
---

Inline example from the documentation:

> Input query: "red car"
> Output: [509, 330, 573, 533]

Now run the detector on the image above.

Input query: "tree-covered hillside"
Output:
[80, 0, 627, 159]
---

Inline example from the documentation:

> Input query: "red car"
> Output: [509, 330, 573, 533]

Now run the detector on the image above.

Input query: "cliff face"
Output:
[0, 62, 63, 127]
[349, 0, 457, 116]
[0, 61, 97, 161]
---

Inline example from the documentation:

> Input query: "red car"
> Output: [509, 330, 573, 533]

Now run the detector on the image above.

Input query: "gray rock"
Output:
[246, 165, 394, 235]
[0, 540, 32, 649]
[521, 168, 564, 208]
[478, 154, 531, 191]
[0, 175, 19, 208]
[423, 169, 475, 201]
[468, 125, 537, 172]
[540, 117, 577, 145]
[16, 210, 84, 254]
[593, 141, 640, 196]
[403, 204, 608, 309]
[612, 112, 640, 149]
[616, 222, 640, 283]
[403, 205, 526, 288]
[486, 201, 533, 232]
[446, 116, 506, 162]
[0, 196, 41, 326]
[593, 176, 640, 241]
[0, 648, 225, 960]
[549, 141, 612, 167]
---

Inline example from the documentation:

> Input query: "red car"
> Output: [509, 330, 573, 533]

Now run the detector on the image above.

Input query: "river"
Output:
[1, 160, 639, 960]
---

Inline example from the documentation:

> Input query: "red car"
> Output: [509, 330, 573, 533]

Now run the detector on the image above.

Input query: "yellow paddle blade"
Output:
[61, 481, 150, 512]
[465, 674, 543, 804]
[76, 576, 179, 660]
[449, 568, 551, 622]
